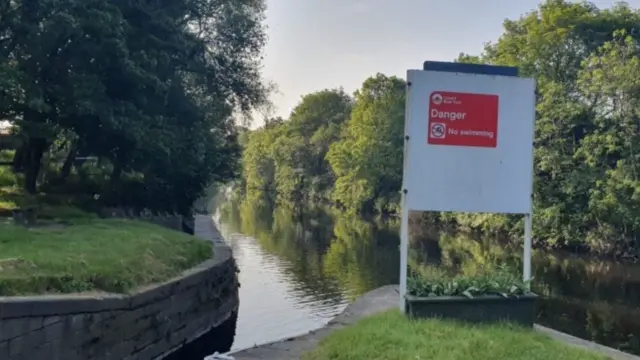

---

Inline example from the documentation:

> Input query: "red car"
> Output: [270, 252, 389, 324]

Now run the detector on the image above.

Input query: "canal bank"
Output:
[0, 215, 238, 360]
[228, 285, 640, 360]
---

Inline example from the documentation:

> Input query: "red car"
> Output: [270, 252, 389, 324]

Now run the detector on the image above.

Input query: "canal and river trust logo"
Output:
[431, 93, 443, 105]
[431, 92, 462, 105]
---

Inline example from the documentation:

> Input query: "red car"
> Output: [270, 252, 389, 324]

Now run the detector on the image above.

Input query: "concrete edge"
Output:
[328, 285, 400, 327]
[226, 329, 318, 356]
[0, 235, 233, 319]
[534, 324, 640, 360]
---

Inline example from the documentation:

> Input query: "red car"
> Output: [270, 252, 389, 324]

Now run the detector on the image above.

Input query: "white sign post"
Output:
[399, 62, 536, 310]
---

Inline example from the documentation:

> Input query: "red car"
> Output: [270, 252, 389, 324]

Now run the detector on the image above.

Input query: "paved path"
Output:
[194, 215, 226, 247]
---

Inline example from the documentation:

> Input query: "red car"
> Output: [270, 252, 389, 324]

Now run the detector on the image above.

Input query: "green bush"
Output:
[0, 155, 16, 188]
[407, 265, 532, 298]
[0, 168, 15, 188]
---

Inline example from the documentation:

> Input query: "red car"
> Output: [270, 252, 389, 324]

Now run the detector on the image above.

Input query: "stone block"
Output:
[29, 341, 54, 360]
[156, 295, 195, 321]
[128, 279, 180, 309]
[0, 339, 9, 358]
[104, 339, 136, 360]
[64, 314, 91, 333]
[0, 317, 44, 342]
[120, 312, 159, 341]
[0, 294, 129, 319]
[42, 316, 62, 327]
[8, 334, 25, 356]
[41, 319, 66, 343]
[142, 296, 174, 318]
[130, 338, 170, 360]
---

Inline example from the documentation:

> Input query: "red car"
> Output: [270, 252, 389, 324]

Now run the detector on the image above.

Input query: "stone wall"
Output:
[0, 244, 239, 360]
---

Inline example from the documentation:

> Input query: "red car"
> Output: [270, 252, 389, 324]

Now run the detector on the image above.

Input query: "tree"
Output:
[0, 0, 269, 216]
[285, 89, 352, 202]
[449, 0, 640, 255]
[239, 88, 352, 208]
[572, 30, 640, 254]
[327, 74, 405, 214]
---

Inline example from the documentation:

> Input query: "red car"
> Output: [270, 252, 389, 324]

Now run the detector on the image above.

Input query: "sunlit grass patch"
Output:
[303, 310, 607, 360]
[0, 218, 212, 295]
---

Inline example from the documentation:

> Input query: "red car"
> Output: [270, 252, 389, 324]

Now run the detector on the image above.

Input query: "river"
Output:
[216, 200, 640, 356]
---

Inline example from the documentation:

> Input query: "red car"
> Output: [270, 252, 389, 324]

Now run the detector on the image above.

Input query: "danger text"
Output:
[430, 109, 466, 120]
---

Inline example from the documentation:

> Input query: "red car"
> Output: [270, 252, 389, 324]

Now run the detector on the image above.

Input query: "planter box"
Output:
[405, 294, 538, 327]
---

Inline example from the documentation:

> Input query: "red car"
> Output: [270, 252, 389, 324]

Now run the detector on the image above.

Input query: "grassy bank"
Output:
[0, 149, 214, 296]
[303, 311, 606, 360]
[0, 212, 212, 296]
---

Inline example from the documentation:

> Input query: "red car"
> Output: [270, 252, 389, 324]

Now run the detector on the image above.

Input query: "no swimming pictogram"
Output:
[430, 123, 446, 139]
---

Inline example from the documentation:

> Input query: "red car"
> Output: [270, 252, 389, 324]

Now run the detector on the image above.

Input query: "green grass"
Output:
[0, 214, 213, 295]
[303, 310, 607, 360]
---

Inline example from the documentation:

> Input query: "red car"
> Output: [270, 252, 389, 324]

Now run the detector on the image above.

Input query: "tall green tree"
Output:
[451, 0, 640, 255]
[283, 89, 352, 203]
[327, 74, 405, 214]
[1, 0, 269, 214]
[240, 88, 352, 207]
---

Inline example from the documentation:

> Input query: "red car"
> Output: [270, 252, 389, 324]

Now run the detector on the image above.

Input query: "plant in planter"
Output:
[405, 265, 538, 327]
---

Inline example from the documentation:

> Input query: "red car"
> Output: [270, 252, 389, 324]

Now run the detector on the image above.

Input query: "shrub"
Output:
[407, 265, 532, 298]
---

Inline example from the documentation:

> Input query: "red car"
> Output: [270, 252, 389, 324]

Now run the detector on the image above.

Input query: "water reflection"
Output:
[221, 200, 640, 355]
[218, 200, 399, 350]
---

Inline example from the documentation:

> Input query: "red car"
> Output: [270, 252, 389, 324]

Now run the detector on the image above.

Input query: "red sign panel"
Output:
[427, 91, 499, 148]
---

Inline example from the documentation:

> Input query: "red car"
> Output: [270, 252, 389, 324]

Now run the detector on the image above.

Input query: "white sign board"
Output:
[404, 70, 535, 214]
[398, 66, 536, 310]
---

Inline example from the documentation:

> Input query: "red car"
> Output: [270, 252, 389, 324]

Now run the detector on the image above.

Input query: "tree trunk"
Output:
[12, 142, 28, 173]
[110, 160, 123, 186]
[24, 137, 46, 194]
[59, 141, 78, 180]
[110, 147, 129, 187]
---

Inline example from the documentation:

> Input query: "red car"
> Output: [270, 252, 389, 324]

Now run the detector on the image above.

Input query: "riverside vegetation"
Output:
[0, 0, 270, 295]
[236, 0, 640, 260]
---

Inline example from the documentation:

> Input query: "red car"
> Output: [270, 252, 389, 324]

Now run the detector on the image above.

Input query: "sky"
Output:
[258, 0, 637, 124]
